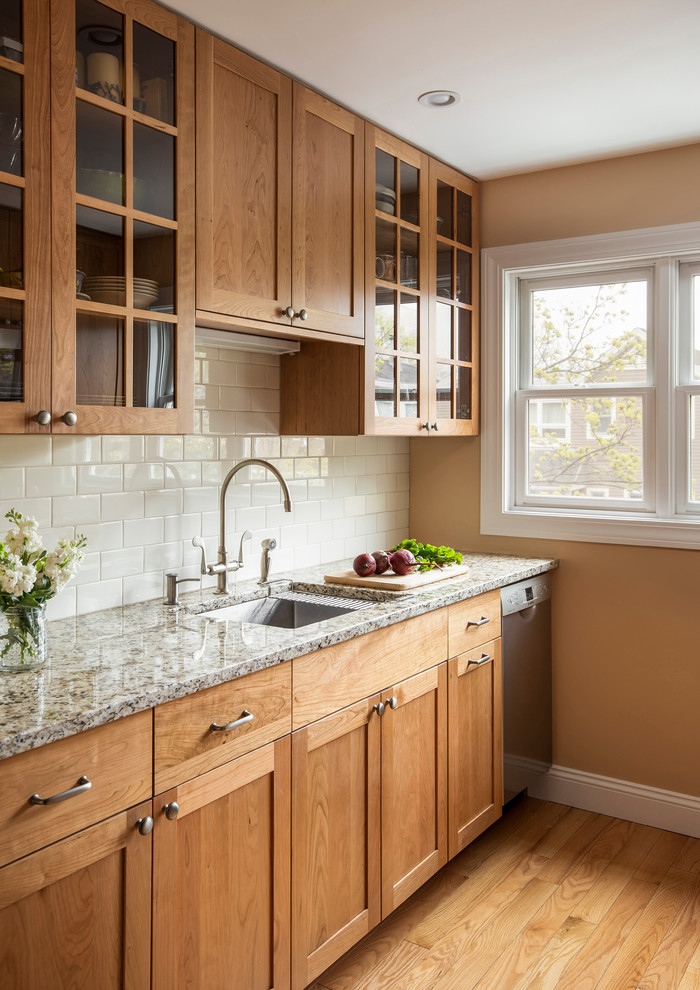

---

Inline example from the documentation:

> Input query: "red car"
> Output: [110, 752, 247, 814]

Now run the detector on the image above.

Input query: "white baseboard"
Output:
[527, 765, 700, 838]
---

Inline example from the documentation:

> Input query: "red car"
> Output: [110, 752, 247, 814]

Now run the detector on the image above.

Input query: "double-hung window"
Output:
[482, 222, 700, 548]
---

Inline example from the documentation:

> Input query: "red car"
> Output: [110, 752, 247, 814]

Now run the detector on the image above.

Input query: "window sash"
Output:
[481, 222, 700, 549]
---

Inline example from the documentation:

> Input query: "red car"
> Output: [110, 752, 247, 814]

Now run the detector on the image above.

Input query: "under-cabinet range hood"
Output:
[195, 327, 300, 355]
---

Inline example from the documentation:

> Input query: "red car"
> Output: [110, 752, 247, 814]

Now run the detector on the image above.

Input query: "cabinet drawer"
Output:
[293, 608, 448, 729]
[154, 662, 292, 791]
[448, 590, 502, 659]
[0, 710, 152, 869]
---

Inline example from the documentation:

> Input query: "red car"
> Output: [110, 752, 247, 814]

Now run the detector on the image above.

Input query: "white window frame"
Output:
[481, 221, 700, 549]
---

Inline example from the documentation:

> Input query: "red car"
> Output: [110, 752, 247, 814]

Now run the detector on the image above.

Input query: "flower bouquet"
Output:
[0, 509, 86, 670]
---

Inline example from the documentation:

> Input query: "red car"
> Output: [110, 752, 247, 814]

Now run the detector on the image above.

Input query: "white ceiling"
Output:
[167, 0, 700, 180]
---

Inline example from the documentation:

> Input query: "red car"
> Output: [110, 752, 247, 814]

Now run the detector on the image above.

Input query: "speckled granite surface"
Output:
[0, 552, 558, 760]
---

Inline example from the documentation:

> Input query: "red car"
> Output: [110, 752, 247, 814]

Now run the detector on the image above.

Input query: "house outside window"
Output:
[481, 222, 700, 548]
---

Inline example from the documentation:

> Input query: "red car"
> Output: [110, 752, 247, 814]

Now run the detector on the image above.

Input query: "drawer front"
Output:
[154, 662, 292, 791]
[0, 710, 152, 868]
[448, 590, 502, 659]
[292, 608, 448, 729]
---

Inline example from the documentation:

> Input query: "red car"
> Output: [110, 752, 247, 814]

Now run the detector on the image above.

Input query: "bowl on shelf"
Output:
[82, 275, 159, 309]
[375, 184, 396, 216]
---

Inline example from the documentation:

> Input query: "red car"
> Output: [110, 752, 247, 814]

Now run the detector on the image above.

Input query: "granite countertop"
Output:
[0, 551, 558, 760]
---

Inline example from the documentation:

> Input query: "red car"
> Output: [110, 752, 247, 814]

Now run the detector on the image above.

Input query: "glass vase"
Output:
[0, 603, 47, 671]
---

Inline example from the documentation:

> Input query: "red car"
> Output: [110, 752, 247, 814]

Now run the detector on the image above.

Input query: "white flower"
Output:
[5, 515, 42, 559]
[44, 540, 86, 594]
[0, 552, 37, 596]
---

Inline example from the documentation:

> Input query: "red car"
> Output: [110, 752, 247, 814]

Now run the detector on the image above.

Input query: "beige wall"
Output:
[410, 143, 700, 798]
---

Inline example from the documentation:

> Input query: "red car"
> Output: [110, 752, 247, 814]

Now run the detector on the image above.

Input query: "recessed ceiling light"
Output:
[418, 90, 461, 109]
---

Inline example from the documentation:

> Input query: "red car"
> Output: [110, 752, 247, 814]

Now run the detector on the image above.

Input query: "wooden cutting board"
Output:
[324, 562, 470, 592]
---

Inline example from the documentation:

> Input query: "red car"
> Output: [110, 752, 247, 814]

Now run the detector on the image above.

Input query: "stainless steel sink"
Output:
[198, 590, 373, 629]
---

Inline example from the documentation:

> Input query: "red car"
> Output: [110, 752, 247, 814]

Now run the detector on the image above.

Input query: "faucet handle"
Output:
[192, 536, 208, 575]
[236, 529, 253, 566]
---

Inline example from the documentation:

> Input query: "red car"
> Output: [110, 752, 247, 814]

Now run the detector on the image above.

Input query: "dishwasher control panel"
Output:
[500, 574, 551, 616]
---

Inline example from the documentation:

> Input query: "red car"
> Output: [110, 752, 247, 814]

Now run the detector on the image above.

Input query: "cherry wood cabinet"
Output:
[448, 639, 503, 858]
[196, 33, 364, 342]
[381, 664, 447, 916]
[153, 737, 291, 990]
[280, 139, 479, 437]
[0, 801, 153, 989]
[290, 658, 448, 990]
[0, 0, 52, 433]
[49, 0, 195, 434]
[291, 695, 381, 990]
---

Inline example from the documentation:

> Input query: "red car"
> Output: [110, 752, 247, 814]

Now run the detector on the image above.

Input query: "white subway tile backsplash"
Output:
[101, 491, 144, 522]
[26, 465, 76, 498]
[124, 463, 165, 491]
[77, 464, 121, 494]
[0, 435, 51, 466]
[81, 520, 123, 551]
[53, 436, 102, 465]
[0, 467, 23, 498]
[102, 436, 145, 463]
[145, 489, 183, 517]
[53, 494, 101, 527]
[101, 546, 144, 579]
[124, 516, 165, 547]
[0, 354, 409, 618]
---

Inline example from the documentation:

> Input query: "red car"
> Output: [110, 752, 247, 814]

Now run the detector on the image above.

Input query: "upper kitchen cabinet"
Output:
[364, 128, 430, 434]
[50, 0, 195, 434]
[280, 132, 479, 437]
[0, 0, 52, 433]
[428, 159, 479, 436]
[195, 33, 364, 341]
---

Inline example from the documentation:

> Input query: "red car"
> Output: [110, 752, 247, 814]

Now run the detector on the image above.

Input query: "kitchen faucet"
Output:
[192, 458, 293, 595]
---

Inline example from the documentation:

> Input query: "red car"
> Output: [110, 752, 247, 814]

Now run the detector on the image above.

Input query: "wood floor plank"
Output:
[536, 813, 611, 884]
[554, 878, 658, 990]
[677, 966, 700, 990]
[471, 818, 634, 990]
[636, 873, 700, 990]
[426, 878, 557, 990]
[532, 806, 598, 859]
[634, 831, 689, 884]
[674, 837, 700, 875]
[449, 799, 567, 879]
[345, 938, 427, 990]
[594, 868, 695, 990]
[573, 823, 660, 925]
[318, 870, 466, 990]
[513, 915, 595, 990]
[407, 849, 549, 948]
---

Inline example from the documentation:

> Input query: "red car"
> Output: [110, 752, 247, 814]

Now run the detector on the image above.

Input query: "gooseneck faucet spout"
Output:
[194, 458, 293, 595]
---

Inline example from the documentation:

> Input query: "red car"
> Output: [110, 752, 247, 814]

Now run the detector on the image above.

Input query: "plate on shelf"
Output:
[76, 291, 91, 300]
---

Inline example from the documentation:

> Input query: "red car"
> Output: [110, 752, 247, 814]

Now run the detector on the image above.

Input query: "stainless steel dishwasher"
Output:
[500, 574, 552, 805]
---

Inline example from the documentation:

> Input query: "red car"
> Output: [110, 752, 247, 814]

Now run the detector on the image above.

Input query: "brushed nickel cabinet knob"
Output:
[33, 410, 51, 426]
[61, 410, 78, 426]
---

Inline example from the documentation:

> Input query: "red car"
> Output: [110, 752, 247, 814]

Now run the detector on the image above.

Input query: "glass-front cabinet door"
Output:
[50, 0, 194, 434]
[0, 0, 51, 432]
[364, 127, 429, 434]
[428, 160, 479, 435]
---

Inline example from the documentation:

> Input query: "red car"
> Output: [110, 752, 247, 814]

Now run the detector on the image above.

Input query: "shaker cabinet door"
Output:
[195, 33, 292, 325]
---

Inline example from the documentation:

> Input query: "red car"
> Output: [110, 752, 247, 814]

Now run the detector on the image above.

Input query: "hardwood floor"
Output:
[309, 798, 700, 990]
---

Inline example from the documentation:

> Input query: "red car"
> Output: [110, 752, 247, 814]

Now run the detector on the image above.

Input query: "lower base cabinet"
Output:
[0, 802, 152, 990]
[448, 639, 503, 858]
[152, 737, 291, 990]
[291, 665, 448, 990]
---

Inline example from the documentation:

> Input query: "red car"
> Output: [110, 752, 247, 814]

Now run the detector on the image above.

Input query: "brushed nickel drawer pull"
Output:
[384, 696, 398, 710]
[210, 709, 254, 732]
[373, 702, 385, 717]
[468, 653, 491, 666]
[466, 616, 490, 628]
[29, 775, 92, 806]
